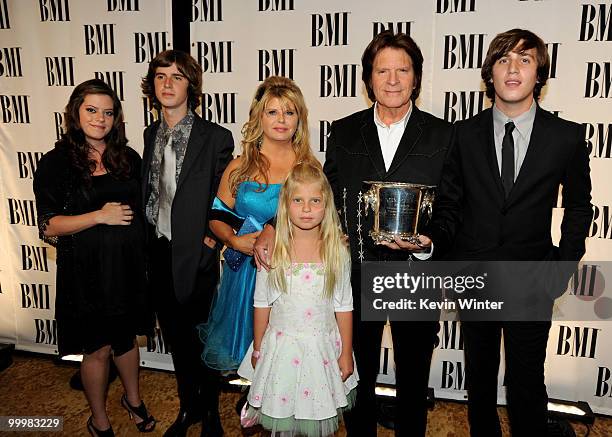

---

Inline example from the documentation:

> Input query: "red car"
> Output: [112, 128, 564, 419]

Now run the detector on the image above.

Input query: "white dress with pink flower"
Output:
[237, 261, 358, 436]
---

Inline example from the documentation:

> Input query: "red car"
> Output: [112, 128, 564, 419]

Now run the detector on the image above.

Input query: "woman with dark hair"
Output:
[33, 79, 155, 436]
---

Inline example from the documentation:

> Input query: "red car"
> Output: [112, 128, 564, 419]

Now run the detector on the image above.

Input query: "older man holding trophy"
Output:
[322, 31, 453, 436]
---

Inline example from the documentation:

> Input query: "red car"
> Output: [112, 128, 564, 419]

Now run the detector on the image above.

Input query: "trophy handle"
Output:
[420, 190, 435, 222]
[363, 186, 378, 217]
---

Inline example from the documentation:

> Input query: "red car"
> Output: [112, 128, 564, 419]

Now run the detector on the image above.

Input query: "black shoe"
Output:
[86, 416, 115, 437]
[163, 410, 201, 437]
[200, 410, 223, 437]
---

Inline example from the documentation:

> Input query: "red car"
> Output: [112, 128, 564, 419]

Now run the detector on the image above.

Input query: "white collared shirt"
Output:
[373, 101, 413, 171]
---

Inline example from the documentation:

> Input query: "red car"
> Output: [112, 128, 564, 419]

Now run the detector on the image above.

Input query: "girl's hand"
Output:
[251, 350, 261, 369]
[338, 352, 354, 382]
[229, 231, 262, 256]
[97, 202, 133, 226]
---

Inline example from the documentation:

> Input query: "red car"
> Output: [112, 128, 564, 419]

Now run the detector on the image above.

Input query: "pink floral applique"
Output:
[276, 330, 283, 337]
[323, 358, 330, 366]
[304, 308, 313, 320]
[253, 394, 261, 402]
[291, 357, 301, 367]
[335, 339, 342, 349]
[280, 395, 288, 404]
[301, 270, 314, 283]
[303, 388, 311, 398]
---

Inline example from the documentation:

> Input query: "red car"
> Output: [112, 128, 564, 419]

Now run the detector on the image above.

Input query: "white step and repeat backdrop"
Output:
[1, 0, 611, 415]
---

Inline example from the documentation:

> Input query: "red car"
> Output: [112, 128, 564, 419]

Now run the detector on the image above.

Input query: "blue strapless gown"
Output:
[198, 181, 281, 371]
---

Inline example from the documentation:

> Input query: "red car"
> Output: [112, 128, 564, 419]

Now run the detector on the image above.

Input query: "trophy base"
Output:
[369, 230, 421, 245]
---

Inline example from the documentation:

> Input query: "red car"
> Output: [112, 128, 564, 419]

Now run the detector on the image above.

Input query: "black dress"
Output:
[33, 144, 151, 357]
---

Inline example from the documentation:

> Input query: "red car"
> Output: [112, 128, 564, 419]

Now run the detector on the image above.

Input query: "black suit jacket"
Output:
[324, 105, 452, 265]
[142, 114, 233, 304]
[428, 106, 593, 263]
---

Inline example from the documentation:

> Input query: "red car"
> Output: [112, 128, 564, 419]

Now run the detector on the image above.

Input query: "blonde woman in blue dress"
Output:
[198, 76, 318, 371]
[238, 162, 358, 437]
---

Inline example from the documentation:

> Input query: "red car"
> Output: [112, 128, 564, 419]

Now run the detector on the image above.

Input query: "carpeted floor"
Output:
[0, 352, 610, 436]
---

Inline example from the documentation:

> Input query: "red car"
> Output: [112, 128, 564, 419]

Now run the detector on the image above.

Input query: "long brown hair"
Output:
[228, 76, 316, 195]
[57, 79, 130, 184]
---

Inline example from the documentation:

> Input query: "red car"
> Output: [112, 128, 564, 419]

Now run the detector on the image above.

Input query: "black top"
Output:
[34, 144, 150, 355]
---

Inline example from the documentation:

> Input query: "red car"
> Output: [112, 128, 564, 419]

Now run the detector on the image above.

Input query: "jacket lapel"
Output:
[385, 105, 423, 179]
[359, 107, 386, 180]
[480, 109, 505, 201]
[505, 106, 550, 206]
[176, 116, 207, 191]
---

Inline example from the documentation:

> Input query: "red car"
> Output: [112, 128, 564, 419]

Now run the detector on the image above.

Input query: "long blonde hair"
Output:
[229, 76, 315, 195]
[269, 162, 349, 298]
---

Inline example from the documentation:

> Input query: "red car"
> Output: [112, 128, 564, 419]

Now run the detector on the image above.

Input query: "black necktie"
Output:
[501, 121, 515, 198]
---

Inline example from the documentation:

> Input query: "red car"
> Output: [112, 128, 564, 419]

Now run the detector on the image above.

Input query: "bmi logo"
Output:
[545, 42, 560, 79]
[0, 47, 23, 77]
[8, 198, 37, 226]
[556, 325, 600, 358]
[45, 57, 75, 86]
[84, 24, 116, 55]
[202, 93, 237, 124]
[440, 361, 465, 390]
[39, 0, 70, 22]
[21, 284, 51, 310]
[311, 12, 350, 46]
[584, 122, 611, 158]
[579, 4, 612, 41]
[443, 91, 486, 122]
[16, 151, 43, 179]
[35, 319, 57, 345]
[595, 366, 612, 397]
[258, 0, 294, 11]
[196, 41, 234, 73]
[107, 0, 139, 11]
[94, 71, 125, 101]
[590, 206, 612, 239]
[0, 0, 10, 29]
[436, 0, 475, 13]
[192, 0, 222, 22]
[443, 34, 486, 69]
[584, 62, 611, 98]
[142, 97, 155, 127]
[146, 327, 171, 354]
[0, 95, 31, 124]
[567, 263, 612, 320]
[436, 321, 464, 350]
[258, 49, 295, 80]
[134, 32, 169, 63]
[320, 64, 359, 97]
[54, 111, 64, 140]
[319, 120, 331, 153]
[21, 245, 49, 272]
[372, 22, 413, 38]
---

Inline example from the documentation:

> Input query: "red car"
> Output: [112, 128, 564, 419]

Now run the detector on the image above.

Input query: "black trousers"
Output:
[462, 321, 552, 437]
[149, 236, 220, 416]
[344, 273, 438, 437]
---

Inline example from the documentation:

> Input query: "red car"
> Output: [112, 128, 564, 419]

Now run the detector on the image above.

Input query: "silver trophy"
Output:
[363, 181, 435, 244]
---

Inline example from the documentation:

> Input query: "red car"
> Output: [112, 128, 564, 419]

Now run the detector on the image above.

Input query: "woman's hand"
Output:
[338, 352, 354, 382]
[229, 231, 262, 256]
[97, 202, 133, 225]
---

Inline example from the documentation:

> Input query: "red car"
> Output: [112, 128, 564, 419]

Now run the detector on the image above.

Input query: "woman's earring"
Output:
[257, 137, 262, 150]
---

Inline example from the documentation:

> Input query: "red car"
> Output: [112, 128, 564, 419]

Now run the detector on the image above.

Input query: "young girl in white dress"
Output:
[238, 162, 358, 436]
